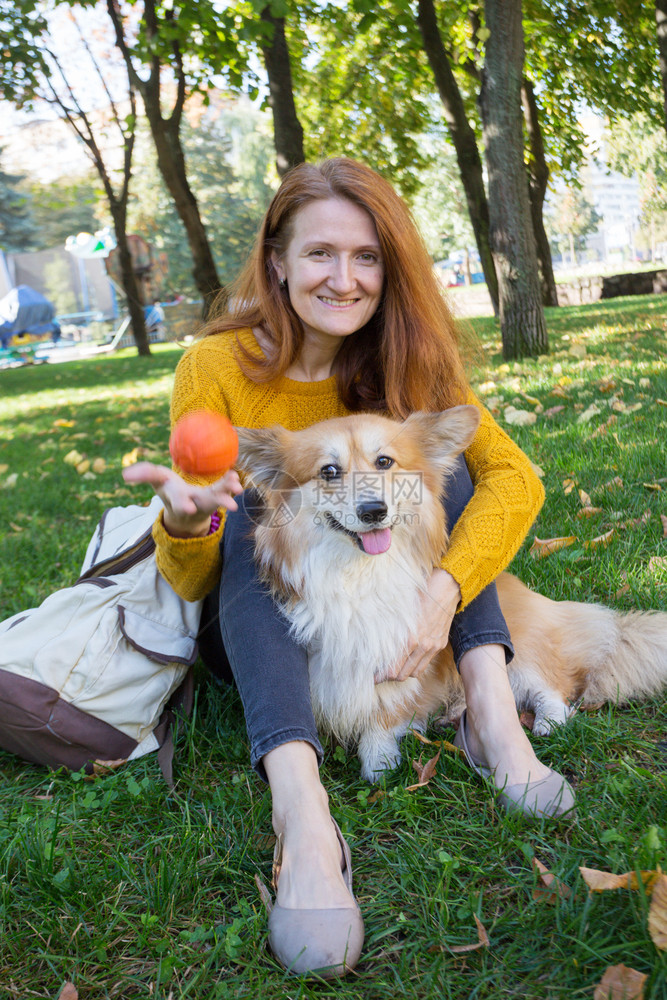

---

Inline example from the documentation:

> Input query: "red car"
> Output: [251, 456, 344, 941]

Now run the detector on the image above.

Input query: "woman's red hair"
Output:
[202, 158, 468, 418]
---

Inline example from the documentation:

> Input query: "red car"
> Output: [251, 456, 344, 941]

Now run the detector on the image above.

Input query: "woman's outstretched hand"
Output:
[122, 462, 243, 538]
[376, 568, 461, 682]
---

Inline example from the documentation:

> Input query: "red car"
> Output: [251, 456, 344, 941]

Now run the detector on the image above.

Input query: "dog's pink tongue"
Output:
[359, 527, 392, 555]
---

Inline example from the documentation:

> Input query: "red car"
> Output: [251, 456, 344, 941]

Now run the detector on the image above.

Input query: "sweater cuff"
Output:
[439, 552, 473, 611]
[152, 509, 225, 602]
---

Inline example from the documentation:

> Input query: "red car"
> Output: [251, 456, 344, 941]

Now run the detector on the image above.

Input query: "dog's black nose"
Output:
[356, 500, 388, 524]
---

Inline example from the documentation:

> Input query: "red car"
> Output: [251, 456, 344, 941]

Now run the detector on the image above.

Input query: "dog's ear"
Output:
[235, 425, 292, 493]
[404, 406, 481, 463]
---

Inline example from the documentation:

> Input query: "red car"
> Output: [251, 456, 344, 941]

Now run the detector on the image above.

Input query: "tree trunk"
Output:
[480, 0, 548, 359]
[260, 6, 305, 176]
[416, 0, 499, 315]
[569, 232, 576, 268]
[143, 104, 221, 312]
[656, 0, 667, 135]
[105, 0, 221, 316]
[110, 203, 151, 357]
[521, 79, 559, 307]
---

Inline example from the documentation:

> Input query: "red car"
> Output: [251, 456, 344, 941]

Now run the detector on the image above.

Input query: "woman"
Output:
[125, 158, 573, 978]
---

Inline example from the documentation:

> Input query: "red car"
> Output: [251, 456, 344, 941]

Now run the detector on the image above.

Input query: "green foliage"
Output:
[42, 256, 79, 316]
[606, 114, 667, 253]
[290, 1, 438, 195]
[546, 185, 602, 262]
[23, 173, 101, 252]
[125, 103, 275, 295]
[0, 149, 37, 253]
[408, 131, 477, 258]
[109, 0, 260, 94]
[0, 0, 49, 104]
[523, 0, 664, 176]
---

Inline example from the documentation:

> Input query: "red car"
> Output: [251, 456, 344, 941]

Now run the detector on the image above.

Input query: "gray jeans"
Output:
[198, 456, 513, 780]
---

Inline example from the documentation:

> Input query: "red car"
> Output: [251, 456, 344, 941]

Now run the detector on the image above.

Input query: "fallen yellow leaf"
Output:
[643, 482, 662, 492]
[618, 511, 651, 530]
[578, 403, 601, 423]
[532, 857, 573, 901]
[521, 392, 541, 406]
[578, 488, 592, 507]
[0, 463, 8, 474]
[58, 984, 79, 1000]
[121, 448, 142, 468]
[598, 376, 618, 393]
[649, 556, 667, 574]
[577, 506, 603, 518]
[406, 749, 441, 791]
[75, 460, 91, 475]
[504, 406, 537, 427]
[53, 419, 75, 428]
[591, 415, 618, 438]
[593, 964, 646, 1000]
[530, 535, 576, 558]
[584, 529, 615, 550]
[579, 867, 661, 893]
[92, 457, 107, 474]
[562, 478, 576, 495]
[92, 758, 127, 776]
[661, 514, 667, 539]
[409, 729, 460, 755]
[448, 914, 490, 954]
[648, 873, 667, 950]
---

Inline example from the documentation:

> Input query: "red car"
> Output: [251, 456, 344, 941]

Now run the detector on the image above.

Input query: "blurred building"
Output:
[580, 114, 640, 262]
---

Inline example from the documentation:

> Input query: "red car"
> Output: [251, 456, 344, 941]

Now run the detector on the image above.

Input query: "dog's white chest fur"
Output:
[283, 540, 428, 740]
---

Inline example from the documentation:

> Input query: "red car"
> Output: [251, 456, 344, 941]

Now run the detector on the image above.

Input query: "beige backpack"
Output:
[0, 497, 202, 783]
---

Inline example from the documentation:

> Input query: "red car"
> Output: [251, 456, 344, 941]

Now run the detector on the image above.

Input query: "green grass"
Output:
[1, 302, 666, 999]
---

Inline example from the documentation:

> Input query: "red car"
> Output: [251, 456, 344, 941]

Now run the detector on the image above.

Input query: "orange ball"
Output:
[169, 410, 239, 477]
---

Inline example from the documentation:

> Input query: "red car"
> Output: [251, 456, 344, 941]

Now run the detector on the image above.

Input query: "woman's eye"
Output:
[309, 249, 329, 258]
[359, 252, 379, 263]
[320, 464, 342, 481]
[376, 455, 394, 469]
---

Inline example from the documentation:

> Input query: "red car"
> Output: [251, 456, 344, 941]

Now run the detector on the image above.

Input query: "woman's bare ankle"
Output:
[262, 741, 352, 909]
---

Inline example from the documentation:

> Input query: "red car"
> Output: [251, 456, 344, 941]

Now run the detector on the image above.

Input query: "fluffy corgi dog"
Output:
[236, 408, 667, 782]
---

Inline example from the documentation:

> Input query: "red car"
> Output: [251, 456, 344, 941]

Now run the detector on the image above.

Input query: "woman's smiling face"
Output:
[273, 197, 384, 346]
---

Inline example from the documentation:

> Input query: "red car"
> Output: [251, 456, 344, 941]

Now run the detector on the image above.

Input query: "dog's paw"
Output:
[532, 716, 556, 736]
[532, 703, 573, 736]
[358, 733, 402, 783]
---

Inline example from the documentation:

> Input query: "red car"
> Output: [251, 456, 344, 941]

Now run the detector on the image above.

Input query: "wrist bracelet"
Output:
[208, 511, 221, 535]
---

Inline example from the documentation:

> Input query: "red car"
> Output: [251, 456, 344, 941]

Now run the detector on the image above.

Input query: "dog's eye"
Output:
[320, 464, 342, 481]
[376, 455, 394, 469]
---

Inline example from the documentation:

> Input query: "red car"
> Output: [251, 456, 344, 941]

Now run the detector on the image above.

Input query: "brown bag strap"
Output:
[152, 667, 195, 787]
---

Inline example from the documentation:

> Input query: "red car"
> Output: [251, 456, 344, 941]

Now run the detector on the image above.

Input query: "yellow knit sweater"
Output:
[154, 328, 544, 606]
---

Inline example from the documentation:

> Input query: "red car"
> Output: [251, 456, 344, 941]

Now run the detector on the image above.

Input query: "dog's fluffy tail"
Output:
[499, 572, 667, 707]
[581, 605, 667, 706]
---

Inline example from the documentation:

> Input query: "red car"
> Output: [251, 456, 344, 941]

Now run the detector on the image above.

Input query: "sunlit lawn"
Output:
[0, 299, 666, 999]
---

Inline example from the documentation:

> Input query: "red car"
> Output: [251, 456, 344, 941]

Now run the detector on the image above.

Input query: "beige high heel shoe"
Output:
[256, 818, 364, 978]
[454, 710, 576, 818]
